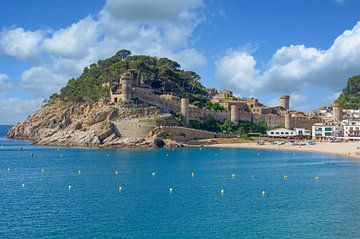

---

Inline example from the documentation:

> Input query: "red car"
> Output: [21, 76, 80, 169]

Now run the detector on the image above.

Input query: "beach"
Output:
[208, 141, 360, 159]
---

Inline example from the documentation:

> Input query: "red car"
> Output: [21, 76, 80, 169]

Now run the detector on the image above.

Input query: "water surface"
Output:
[0, 125, 359, 238]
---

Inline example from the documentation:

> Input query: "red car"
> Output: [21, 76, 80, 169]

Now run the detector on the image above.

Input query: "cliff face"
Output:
[7, 99, 181, 148]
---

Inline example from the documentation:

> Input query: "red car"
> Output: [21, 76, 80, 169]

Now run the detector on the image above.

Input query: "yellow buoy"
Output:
[192, 172, 195, 177]
[220, 189, 224, 195]
[283, 175, 288, 180]
[41, 168, 45, 173]
[169, 187, 173, 193]
[231, 173, 236, 178]
[7, 167, 10, 172]
[152, 172, 156, 176]
[115, 171, 119, 176]
[315, 176, 320, 181]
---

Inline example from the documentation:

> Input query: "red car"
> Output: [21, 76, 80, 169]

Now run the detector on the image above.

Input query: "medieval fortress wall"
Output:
[107, 71, 325, 132]
[159, 126, 234, 141]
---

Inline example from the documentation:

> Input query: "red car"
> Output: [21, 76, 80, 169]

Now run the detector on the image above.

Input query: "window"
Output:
[325, 127, 332, 131]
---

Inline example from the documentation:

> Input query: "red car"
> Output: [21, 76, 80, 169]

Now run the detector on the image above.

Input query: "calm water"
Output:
[0, 125, 360, 238]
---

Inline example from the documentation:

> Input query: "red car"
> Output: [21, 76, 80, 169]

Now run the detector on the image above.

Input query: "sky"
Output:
[1, 0, 360, 124]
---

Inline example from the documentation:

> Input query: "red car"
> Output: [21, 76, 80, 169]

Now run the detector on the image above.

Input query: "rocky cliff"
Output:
[7, 99, 183, 148]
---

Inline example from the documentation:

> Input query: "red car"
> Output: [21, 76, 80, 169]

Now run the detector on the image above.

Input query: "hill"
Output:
[50, 49, 209, 107]
[336, 75, 360, 109]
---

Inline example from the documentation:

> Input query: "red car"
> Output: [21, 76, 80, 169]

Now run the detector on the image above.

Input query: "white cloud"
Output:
[215, 21, 360, 95]
[0, 0, 206, 99]
[0, 97, 43, 125]
[42, 17, 100, 59]
[20, 67, 68, 97]
[0, 74, 10, 93]
[0, 28, 44, 61]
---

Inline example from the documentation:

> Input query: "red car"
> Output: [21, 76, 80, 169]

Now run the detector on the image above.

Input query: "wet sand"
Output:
[208, 141, 360, 159]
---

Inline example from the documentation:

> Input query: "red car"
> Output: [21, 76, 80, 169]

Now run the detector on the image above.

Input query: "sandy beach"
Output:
[207, 141, 360, 160]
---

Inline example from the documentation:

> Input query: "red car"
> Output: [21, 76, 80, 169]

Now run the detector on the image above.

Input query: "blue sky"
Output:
[1, 0, 360, 124]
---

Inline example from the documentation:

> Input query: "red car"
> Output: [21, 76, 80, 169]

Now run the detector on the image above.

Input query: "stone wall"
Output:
[160, 126, 235, 141]
[132, 88, 180, 112]
[112, 119, 158, 139]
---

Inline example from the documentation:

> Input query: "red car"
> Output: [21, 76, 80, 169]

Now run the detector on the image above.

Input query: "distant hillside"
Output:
[50, 49, 208, 106]
[336, 75, 360, 109]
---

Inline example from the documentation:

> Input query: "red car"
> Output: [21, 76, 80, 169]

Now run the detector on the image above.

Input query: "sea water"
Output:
[0, 125, 359, 238]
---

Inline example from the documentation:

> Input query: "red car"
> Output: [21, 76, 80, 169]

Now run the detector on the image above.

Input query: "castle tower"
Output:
[230, 104, 239, 125]
[120, 71, 132, 102]
[180, 98, 189, 124]
[285, 111, 292, 129]
[332, 103, 343, 122]
[280, 95, 290, 110]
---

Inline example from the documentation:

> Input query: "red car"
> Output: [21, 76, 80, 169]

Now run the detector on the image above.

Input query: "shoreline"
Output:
[206, 141, 360, 160]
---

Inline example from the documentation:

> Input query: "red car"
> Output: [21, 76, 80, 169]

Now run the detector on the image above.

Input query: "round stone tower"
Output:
[285, 111, 292, 129]
[230, 104, 239, 125]
[280, 95, 290, 110]
[180, 98, 189, 124]
[332, 103, 343, 122]
[120, 71, 132, 103]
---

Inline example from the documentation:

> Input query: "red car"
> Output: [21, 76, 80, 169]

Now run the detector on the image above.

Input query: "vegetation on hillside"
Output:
[336, 75, 360, 109]
[50, 49, 209, 105]
[188, 116, 267, 136]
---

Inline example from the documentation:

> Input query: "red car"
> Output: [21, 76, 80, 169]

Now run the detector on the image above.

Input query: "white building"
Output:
[267, 128, 311, 138]
[312, 122, 342, 139]
[343, 120, 360, 139]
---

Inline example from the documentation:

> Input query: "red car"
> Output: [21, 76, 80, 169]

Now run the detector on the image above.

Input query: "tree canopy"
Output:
[336, 75, 360, 109]
[51, 49, 209, 104]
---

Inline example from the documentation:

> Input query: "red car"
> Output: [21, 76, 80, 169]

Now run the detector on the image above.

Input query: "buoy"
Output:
[30, 153, 33, 157]
[7, 167, 10, 172]
[68, 185, 72, 190]
[231, 173, 236, 178]
[192, 172, 195, 177]
[251, 175, 255, 179]
[293, 153, 296, 156]
[60, 154, 63, 157]
[261, 191, 266, 196]
[107, 154, 110, 157]
[118, 186, 122, 192]
[220, 189, 224, 195]
[315, 176, 320, 181]
[115, 170, 119, 176]
[257, 153, 260, 156]
[152, 172, 156, 176]
[0, 145, 3, 149]
[41, 168, 45, 173]
[200, 148, 202, 151]
[283, 175, 288, 180]
[215, 153, 218, 156]
[169, 187, 173, 193]
[78, 170, 81, 175]
[22, 183, 25, 188]
[166, 154, 169, 157]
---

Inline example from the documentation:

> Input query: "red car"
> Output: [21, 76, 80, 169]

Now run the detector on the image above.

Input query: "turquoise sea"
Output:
[0, 125, 360, 238]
